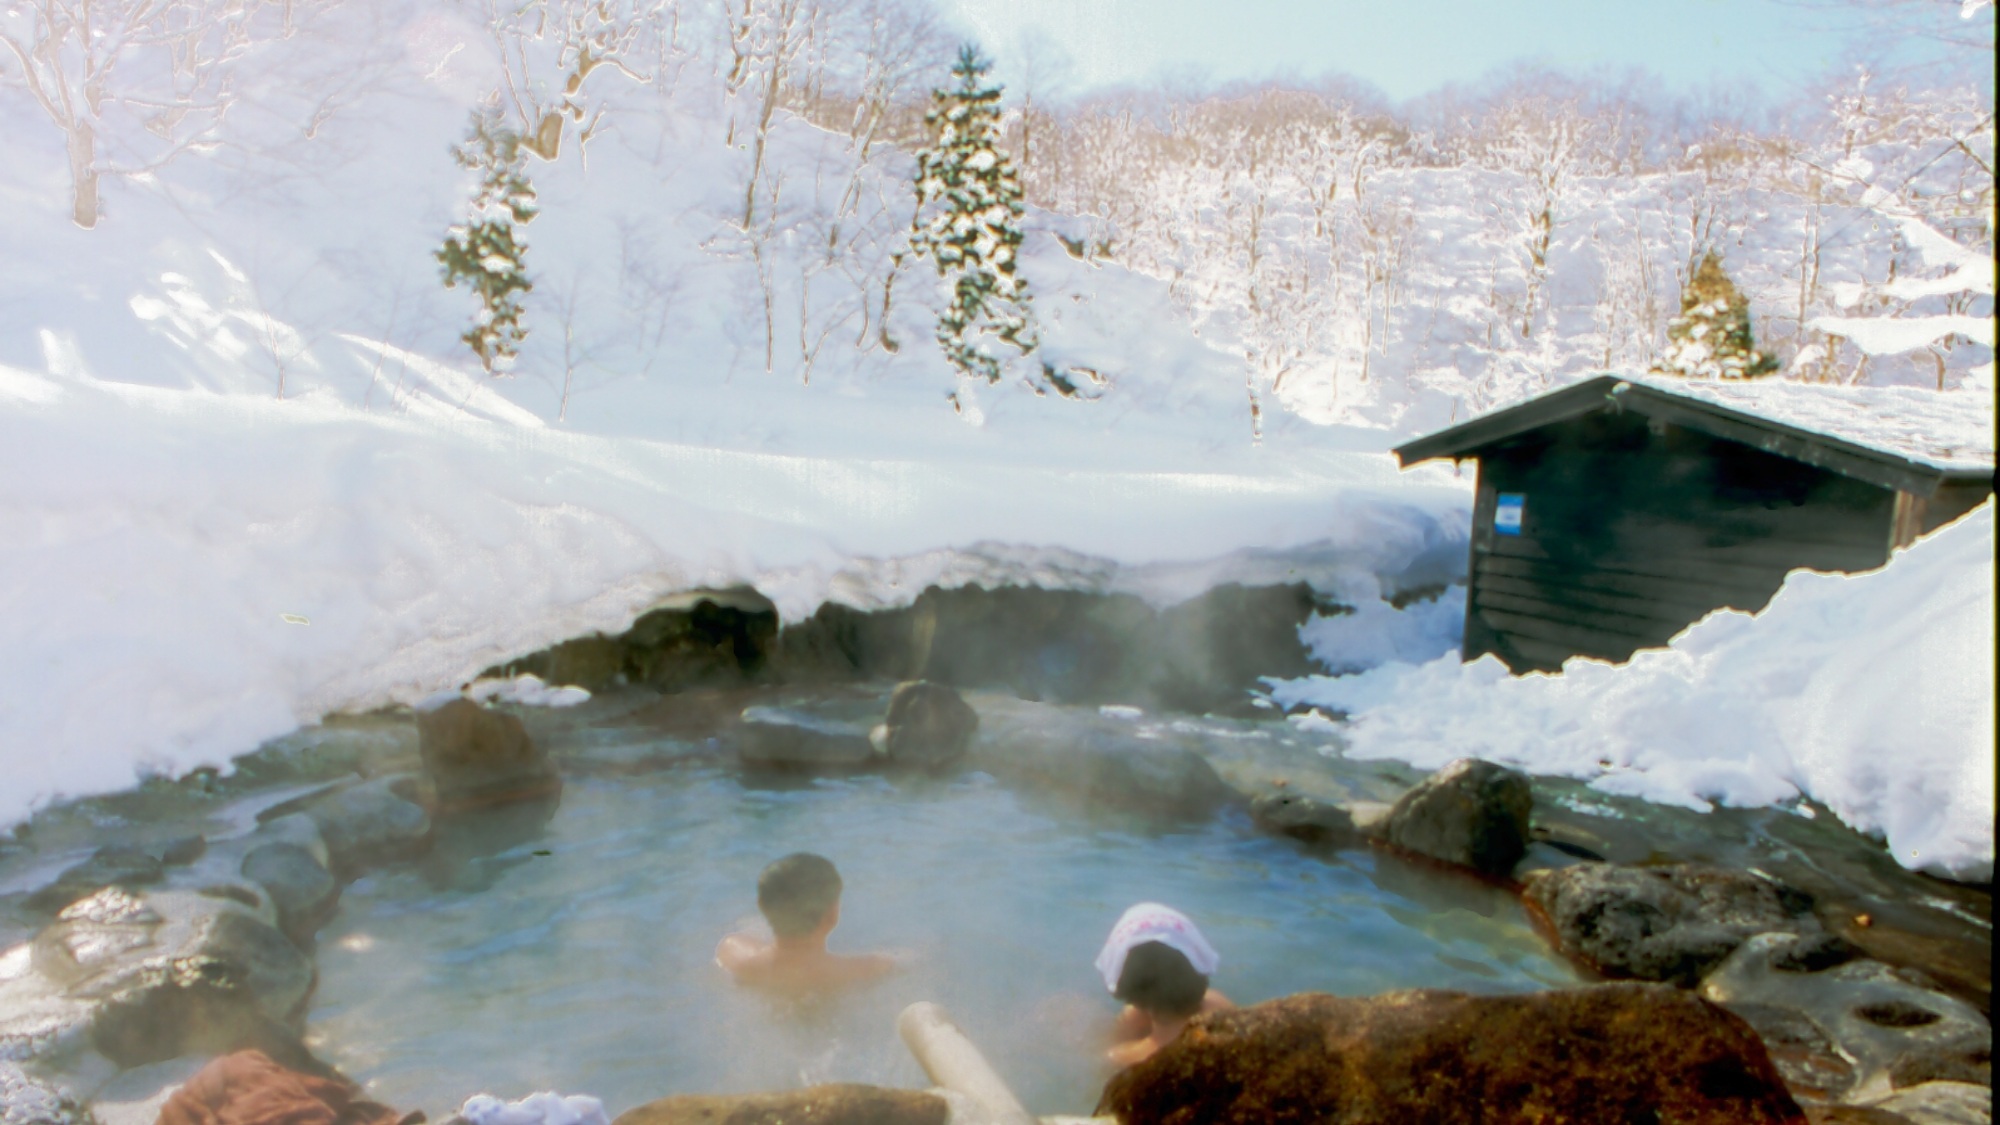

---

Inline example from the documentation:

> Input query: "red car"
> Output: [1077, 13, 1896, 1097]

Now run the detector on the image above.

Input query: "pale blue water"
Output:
[308, 767, 1576, 1118]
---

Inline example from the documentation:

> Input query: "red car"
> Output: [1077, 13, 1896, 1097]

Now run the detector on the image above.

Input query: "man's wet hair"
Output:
[757, 852, 843, 938]
[1114, 941, 1208, 1019]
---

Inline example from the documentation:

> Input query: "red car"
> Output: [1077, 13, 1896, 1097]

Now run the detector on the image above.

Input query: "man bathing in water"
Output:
[716, 852, 898, 992]
[1097, 902, 1233, 1069]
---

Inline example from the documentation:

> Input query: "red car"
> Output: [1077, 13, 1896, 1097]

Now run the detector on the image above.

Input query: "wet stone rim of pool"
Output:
[1, 671, 1992, 1123]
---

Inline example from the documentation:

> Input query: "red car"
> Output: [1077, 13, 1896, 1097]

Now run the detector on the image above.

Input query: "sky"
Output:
[945, 0, 1982, 105]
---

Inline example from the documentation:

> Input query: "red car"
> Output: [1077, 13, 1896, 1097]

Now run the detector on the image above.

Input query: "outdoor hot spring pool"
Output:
[305, 764, 1579, 1118]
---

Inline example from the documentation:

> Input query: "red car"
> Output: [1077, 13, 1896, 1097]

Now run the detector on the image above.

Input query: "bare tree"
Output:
[482, 0, 678, 162]
[0, 0, 300, 227]
[1468, 91, 1598, 340]
[1001, 27, 1073, 199]
[1796, 72, 1995, 384]
[715, 0, 811, 228]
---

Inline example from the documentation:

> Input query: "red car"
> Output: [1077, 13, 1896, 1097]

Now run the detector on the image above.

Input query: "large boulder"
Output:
[159, 836, 207, 867]
[972, 712, 1234, 822]
[1378, 758, 1533, 878]
[1865, 1082, 1991, 1125]
[1248, 791, 1359, 848]
[1801, 1107, 1920, 1124]
[25, 887, 313, 1068]
[239, 843, 339, 943]
[737, 707, 878, 771]
[254, 814, 331, 870]
[0, 946, 97, 1079]
[418, 699, 560, 813]
[877, 681, 978, 771]
[1725, 1000, 1861, 1103]
[1098, 985, 1806, 1125]
[25, 847, 165, 913]
[612, 1086, 948, 1125]
[306, 777, 432, 877]
[1524, 862, 1822, 987]
[1701, 934, 1991, 1096]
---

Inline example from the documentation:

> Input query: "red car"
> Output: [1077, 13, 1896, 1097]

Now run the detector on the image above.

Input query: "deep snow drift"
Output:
[1274, 500, 1998, 881]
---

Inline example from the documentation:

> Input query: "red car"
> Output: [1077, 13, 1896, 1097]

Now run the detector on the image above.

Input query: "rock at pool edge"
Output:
[1098, 984, 1807, 1125]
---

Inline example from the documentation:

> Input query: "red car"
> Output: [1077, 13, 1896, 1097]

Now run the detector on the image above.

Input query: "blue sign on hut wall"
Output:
[1392, 375, 1996, 674]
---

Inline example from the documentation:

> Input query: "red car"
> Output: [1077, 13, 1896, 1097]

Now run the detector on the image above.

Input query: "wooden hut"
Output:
[1394, 375, 1996, 673]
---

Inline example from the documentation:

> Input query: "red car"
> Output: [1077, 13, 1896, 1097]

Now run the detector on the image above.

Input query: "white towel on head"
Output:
[459, 1092, 608, 1125]
[1094, 902, 1220, 993]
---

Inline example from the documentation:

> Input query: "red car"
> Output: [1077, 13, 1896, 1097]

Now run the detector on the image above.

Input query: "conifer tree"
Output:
[1654, 251, 1779, 380]
[438, 107, 539, 374]
[910, 45, 1043, 392]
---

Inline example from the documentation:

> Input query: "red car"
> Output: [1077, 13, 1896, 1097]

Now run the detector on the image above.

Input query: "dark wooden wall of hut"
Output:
[1464, 410, 1901, 672]
[1921, 475, 1996, 535]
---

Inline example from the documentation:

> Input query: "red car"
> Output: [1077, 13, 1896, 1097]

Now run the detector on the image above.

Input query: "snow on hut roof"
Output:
[1396, 374, 1996, 493]
[1630, 375, 1995, 473]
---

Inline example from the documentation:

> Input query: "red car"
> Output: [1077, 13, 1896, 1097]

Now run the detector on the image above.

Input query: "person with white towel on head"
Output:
[1094, 902, 1234, 1070]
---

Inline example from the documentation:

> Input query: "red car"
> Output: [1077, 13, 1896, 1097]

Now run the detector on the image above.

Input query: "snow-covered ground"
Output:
[1275, 500, 1998, 882]
[1, 0, 1991, 878]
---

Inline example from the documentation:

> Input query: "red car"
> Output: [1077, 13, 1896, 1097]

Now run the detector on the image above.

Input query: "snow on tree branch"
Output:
[438, 105, 539, 374]
[910, 43, 1069, 412]
[480, 0, 676, 162]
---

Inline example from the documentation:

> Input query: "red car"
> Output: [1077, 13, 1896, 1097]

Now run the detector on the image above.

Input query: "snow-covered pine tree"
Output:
[1653, 251, 1778, 380]
[437, 107, 539, 374]
[910, 44, 1045, 396]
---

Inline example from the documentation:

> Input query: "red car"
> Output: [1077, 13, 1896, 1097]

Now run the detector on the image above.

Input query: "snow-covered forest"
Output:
[1, 0, 1991, 440]
[1020, 63, 1995, 430]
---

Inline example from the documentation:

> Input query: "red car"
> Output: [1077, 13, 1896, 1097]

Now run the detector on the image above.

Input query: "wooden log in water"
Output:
[897, 1002, 1038, 1125]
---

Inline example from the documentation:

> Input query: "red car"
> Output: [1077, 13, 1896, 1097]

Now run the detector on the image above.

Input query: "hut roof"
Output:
[1394, 375, 1996, 496]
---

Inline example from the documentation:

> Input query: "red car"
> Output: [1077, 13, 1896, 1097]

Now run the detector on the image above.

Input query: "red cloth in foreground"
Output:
[157, 1050, 414, 1125]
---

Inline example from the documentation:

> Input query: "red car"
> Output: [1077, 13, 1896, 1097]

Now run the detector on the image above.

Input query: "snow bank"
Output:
[0, 366, 1466, 829]
[1272, 501, 1998, 881]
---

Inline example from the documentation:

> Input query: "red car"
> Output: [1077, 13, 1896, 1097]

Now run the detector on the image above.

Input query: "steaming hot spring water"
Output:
[299, 701, 1577, 1119]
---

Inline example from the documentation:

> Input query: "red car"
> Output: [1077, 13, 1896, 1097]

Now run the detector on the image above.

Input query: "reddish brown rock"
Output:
[1098, 984, 1808, 1125]
[418, 699, 559, 812]
[611, 1085, 947, 1125]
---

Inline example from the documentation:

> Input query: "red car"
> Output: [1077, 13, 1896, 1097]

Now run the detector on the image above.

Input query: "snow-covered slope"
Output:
[0, 362, 1468, 828]
[1273, 500, 1998, 881]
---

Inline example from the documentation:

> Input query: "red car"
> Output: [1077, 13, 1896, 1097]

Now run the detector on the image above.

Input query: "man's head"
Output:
[1113, 941, 1208, 1019]
[757, 852, 843, 939]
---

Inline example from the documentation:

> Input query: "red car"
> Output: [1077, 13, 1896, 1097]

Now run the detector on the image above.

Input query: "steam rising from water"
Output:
[310, 769, 1572, 1117]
